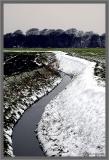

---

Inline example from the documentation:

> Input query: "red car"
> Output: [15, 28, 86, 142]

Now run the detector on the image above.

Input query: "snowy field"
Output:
[37, 51, 105, 157]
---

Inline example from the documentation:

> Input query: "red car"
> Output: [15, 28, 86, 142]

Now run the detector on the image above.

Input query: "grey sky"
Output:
[4, 3, 105, 34]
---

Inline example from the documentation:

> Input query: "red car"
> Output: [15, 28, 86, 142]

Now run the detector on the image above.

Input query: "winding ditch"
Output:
[12, 72, 72, 156]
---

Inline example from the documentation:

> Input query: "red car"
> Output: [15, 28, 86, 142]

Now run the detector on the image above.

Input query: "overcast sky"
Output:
[4, 3, 105, 34]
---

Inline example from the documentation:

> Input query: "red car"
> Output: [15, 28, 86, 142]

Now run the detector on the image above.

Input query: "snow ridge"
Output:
[37, 51, 105, 157]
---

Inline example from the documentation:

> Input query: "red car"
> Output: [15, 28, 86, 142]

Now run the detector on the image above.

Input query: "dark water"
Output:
[12, 72, 72, 156]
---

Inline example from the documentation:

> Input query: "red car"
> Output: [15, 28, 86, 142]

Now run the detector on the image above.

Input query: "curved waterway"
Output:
[12, 72, 72, 156]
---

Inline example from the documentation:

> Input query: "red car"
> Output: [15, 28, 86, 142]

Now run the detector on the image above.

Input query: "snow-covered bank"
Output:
[4, 76, 61, 157]
[37, 51, 105, 157]
[4, 51, 62, 157]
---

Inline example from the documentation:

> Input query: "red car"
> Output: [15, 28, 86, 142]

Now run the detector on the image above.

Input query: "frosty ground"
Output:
[37, 51, 105, 157]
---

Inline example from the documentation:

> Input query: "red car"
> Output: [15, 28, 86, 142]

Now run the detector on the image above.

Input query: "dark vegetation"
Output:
[94, 62, 105, 80]
[4, 28, 105, 48]
[4, 54, 39, 76]
[4, 52, 57, 76]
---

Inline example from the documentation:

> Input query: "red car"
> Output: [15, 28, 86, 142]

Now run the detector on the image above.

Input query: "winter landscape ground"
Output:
[37, 51, 105, 157]
[3, 48, 105, 157]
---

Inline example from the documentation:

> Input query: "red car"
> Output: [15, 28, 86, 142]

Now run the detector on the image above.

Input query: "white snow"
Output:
[34, 58, 42, 66]
[38, 51, 105, 157]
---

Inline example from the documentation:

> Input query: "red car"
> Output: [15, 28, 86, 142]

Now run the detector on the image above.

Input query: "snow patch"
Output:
[37, 51, 105, 157]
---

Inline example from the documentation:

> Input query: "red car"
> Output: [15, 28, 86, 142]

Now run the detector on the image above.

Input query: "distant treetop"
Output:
[4, 28, 105, 48]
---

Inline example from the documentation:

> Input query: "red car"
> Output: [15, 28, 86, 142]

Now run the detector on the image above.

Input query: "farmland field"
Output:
[4, 48, 105, 55]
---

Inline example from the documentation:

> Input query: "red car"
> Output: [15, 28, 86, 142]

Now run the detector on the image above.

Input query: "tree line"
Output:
[4, 28, 105, 48]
